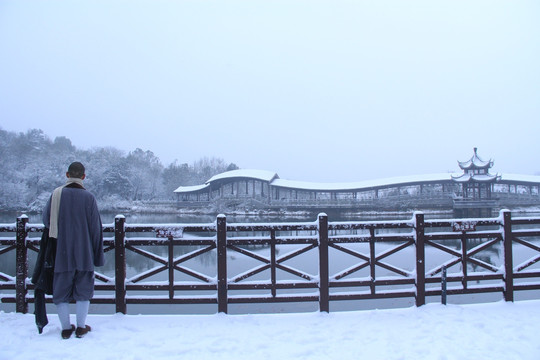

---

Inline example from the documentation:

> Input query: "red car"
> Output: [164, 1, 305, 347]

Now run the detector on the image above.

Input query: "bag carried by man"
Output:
[31, 227, 57, 333]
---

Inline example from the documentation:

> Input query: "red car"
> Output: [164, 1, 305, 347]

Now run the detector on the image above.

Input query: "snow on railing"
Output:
[1, 210, 539, 314]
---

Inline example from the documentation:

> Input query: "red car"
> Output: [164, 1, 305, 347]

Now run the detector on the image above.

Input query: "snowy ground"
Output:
[1, 300, 540, 360]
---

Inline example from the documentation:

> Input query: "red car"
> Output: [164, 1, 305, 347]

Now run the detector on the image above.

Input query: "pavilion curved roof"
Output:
[458, 148, 493, 170]
[451, 173, 500, 183]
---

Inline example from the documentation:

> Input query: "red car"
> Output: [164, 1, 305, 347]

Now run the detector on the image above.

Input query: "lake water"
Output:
[0, 208, 449, 226]
[1, 210, 540, 315]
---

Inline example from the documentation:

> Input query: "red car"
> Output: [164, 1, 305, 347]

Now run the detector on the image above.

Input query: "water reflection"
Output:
[0, 210, 455, 226]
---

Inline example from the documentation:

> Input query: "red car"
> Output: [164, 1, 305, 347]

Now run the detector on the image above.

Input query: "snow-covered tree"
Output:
[0, 127, 239, 211]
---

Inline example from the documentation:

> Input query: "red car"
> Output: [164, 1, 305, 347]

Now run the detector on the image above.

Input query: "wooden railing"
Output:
[1, 210, 540, 314]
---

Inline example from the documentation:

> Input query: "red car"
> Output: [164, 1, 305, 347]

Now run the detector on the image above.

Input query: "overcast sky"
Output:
[1, 1, 539, 183]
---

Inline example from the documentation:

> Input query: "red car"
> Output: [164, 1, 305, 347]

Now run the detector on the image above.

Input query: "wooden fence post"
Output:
[115, 215, 127, 314]
[441, 266, 447, 305]
[369, 227, 376, 295]
[168, 235, 175, 300]
[460, 230, 468, 291]
[16, 215, 28, 314]
[270, 229, 277, 298]
[502, 210, 514, 302]
[318, 213, 329, 312]
[415, 212, 426, 307]
[217, 215, 228, 313]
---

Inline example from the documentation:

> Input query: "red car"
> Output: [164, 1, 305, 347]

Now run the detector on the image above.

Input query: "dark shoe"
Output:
[75, 325, 91, 338]
[61, 325, 76, 339]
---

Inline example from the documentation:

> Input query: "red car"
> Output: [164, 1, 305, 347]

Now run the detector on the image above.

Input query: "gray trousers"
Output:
[53, 270, 95, 304]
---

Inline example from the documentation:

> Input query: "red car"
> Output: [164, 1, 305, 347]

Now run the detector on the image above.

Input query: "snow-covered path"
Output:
[2, 300, 540, 360]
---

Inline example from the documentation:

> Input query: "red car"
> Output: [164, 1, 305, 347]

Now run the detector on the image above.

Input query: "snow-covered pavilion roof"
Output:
[458, 148, 493, 170]
[451, 173, 500, 183]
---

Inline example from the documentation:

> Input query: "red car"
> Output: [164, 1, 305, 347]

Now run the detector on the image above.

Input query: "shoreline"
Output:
[3, 205, 540, 220]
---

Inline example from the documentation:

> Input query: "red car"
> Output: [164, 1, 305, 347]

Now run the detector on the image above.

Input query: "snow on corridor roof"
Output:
[271, 173, 457, 191]
[207, 169, 279, 183]
[174, 171, 460, 193]
[174, 170, 540, 194]
[174, 170, 278, 193]
[173, 183, 210, 193]
[501, 173, 540, 183]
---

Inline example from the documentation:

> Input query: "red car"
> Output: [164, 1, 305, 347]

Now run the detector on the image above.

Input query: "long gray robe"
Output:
[42, 184, 104, 273]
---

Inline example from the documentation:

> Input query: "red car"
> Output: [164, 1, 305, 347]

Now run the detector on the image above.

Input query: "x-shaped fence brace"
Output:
[228, 243, 317, 283]
[513, 236, 540, 272]
[425, 236, 501, 277]
[125, 243, 216, 284]
[329, 239, 415, 280]
[0, 245, 16, 281]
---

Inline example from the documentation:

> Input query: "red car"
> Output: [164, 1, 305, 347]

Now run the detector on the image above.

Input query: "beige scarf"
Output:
[49, 178, 85, 238]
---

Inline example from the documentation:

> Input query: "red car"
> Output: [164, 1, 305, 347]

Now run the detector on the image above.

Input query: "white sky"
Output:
[1, 1, 539, 182]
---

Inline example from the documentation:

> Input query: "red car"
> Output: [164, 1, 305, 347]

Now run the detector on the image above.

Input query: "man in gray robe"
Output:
[42, 162, 104, 339]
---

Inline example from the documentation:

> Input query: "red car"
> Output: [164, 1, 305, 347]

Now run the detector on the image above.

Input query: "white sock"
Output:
[76, 300, 90, 328]
[56, 302, 71, 330]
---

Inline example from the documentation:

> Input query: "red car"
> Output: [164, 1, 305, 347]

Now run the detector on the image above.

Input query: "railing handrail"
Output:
[1, 210, 540, 314]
